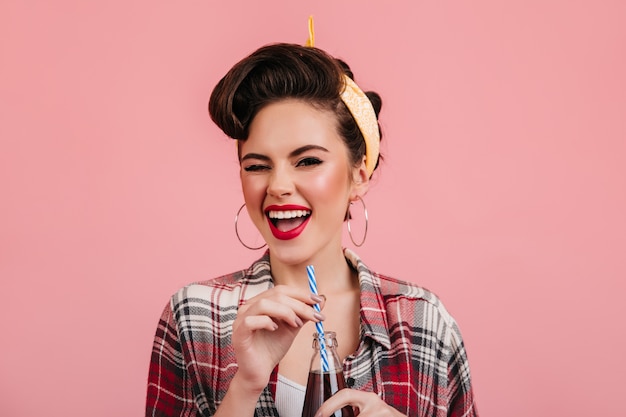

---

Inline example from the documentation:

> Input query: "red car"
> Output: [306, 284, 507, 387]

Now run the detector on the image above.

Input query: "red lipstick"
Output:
[265, 205, 311, 240]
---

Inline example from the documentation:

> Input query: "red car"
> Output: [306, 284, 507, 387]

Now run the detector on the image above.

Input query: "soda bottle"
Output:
[301, 331, 355, 417]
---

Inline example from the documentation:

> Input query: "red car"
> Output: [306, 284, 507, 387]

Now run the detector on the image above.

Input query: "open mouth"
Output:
[267, 209, 312, 232]
[264, 205, 312, 240]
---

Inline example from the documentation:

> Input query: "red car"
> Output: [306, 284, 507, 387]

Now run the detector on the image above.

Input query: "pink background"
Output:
[1, 1, 625, 416]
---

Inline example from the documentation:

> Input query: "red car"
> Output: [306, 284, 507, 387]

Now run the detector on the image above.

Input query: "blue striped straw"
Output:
[306, 265, 329, 372]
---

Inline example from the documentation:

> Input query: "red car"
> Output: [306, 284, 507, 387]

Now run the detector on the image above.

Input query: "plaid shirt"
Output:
[146, 249, 478, 417]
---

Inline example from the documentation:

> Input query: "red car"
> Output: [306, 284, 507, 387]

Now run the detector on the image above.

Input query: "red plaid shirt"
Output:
[146, 249, 478, 416]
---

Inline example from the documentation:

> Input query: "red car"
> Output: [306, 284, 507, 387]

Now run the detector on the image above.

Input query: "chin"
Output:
[267, 243, 315, 267]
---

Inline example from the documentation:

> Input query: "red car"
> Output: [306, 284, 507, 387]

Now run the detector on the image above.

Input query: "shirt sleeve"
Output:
[146, 301, 198, 417]
[446, 322, 479, 417]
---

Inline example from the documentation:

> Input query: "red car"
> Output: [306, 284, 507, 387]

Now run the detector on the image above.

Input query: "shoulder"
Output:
[170, 252, 273, 313]
[372, 271, 437, 301]
[345, 249, 457, 330]
[372, 271, 457, 327]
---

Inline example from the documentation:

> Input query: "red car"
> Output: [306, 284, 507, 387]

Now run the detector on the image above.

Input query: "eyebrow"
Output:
[240, 144, 329, 162]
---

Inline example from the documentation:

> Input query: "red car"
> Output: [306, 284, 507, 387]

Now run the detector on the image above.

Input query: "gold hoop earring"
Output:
[347, 196, 368, 247]
[234, 204, 267, 250]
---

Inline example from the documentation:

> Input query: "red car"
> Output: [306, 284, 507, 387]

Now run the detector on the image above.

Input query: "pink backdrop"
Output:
[1, 1, 625, 416]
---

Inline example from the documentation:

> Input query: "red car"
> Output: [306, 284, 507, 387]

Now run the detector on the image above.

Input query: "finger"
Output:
[316, 389, 394, 417]
[239, 315, 279, 333]
[246, 296, 315, 328]
[248, 285, 324, 307]
[315, 389, 359, 417]
[245, 289, 325, 326]
[314, 293, 327, 311]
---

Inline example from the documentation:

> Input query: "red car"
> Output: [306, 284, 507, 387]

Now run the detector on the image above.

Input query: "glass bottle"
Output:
[301, 331, 355, 417]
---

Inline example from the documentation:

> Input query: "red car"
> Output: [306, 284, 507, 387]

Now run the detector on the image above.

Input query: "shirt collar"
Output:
[344, 248, 392, 350]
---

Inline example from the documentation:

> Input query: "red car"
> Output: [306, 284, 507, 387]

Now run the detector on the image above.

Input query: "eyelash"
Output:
[243, 157, 322, 172]
[243, 164, 269, 172]
[296, 157, 322, 167]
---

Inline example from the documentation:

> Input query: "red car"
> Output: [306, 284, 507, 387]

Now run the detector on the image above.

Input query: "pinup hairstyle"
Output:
[208, 43, 383, 173]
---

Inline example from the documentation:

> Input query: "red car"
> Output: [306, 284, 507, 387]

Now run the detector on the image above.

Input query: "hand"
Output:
[231, 285, 325, 392]
[315, 388, 406, 417]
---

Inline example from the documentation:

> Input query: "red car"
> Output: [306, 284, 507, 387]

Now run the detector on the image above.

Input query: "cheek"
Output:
[308, 167, 351, 203]
[241, 177, 266, 208]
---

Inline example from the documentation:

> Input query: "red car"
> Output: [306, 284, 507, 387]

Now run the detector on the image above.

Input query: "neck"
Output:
[270, 247, 356, 293]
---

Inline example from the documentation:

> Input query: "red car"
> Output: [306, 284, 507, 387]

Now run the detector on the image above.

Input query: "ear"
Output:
[350, 156, 370, 201]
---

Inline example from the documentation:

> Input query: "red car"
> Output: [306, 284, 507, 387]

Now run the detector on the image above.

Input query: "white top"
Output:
[275, 373, 306, 417]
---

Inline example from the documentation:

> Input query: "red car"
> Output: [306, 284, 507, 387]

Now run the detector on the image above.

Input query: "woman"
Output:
[146, 40, 478, 417]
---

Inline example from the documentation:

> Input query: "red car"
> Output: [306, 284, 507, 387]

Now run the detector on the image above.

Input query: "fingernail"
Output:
[295, 316, 304, 327]
[313, 311, 325, 321]
[311, 294, 323, 303]
[314, 411, 322, 417]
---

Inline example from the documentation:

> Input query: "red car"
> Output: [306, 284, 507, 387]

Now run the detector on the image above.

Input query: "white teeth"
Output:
[268, 209, 311, 219]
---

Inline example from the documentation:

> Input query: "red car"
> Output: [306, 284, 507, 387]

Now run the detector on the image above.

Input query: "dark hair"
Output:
[208, 43, 383, 173]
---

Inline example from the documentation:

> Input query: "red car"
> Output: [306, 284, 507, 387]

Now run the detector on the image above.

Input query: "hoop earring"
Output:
[347, 196, 368, 247]
[234, 204, 267, 250]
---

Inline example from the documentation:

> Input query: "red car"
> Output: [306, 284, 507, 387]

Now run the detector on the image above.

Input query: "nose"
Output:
[266, 166, 294, 198]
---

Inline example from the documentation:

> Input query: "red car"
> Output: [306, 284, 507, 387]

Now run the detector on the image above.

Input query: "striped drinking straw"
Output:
[306, 265, 329, 372]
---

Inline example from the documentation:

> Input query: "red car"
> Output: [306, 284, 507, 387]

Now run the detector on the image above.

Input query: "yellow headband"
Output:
[306, 16, 380, 177]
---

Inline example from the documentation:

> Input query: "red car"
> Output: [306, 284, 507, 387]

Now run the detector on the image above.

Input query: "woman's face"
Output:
[239, 99, 368, 266]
